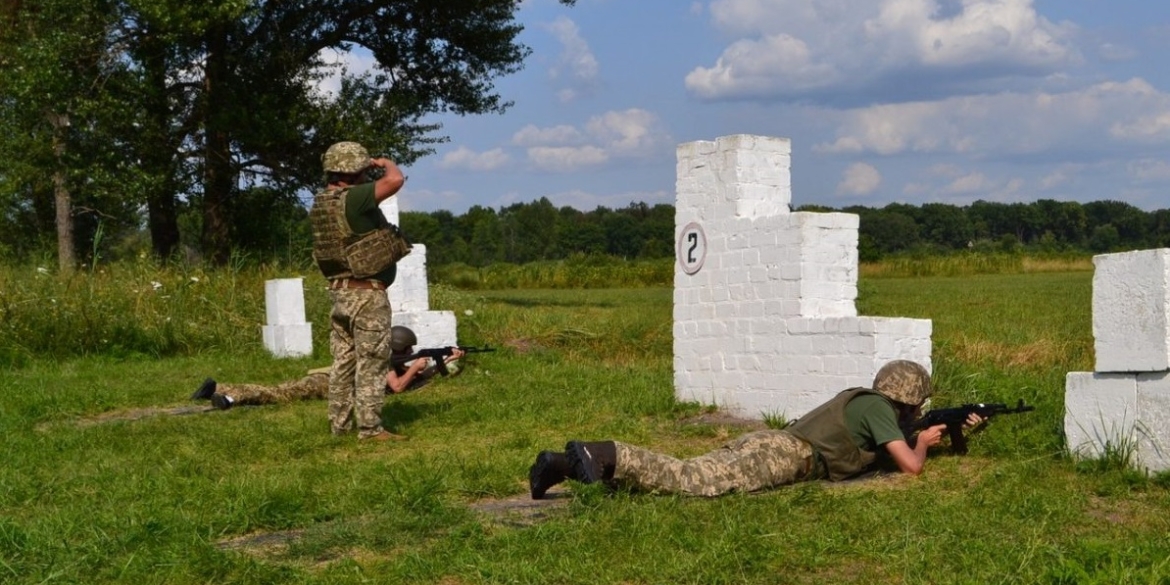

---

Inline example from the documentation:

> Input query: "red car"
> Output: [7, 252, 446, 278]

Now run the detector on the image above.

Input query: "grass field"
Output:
[3, 269, 1170, 584]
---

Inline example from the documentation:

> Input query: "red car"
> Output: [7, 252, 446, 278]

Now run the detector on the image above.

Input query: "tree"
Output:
[919, 203, 974, 250]
[0, 0, 138, 269]
[1034, 199, 1088, 247]
[855, 207, 921, 255]
[465, 206, 504, 267]
[2, 0, 579, 264]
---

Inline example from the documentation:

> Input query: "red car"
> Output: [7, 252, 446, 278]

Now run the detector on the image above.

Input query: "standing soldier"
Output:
[310, 141, 410, 441]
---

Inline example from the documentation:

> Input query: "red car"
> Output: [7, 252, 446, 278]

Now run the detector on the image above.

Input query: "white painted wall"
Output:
[673, 135, 932, 419]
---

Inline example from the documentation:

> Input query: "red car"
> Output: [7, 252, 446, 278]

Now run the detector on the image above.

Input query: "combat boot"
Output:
[528, 450, 572, 499]
[191, 378, 217, 400]
[564, 440, 617, 484]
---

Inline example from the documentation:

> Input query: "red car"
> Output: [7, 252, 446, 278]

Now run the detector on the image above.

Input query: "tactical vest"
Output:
[785, 388, 883, 481]
[309, 187, 409, 280]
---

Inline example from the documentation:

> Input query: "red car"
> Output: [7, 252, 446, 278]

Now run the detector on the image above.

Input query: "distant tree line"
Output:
[3, 189, 1166, 267]
[400, 197, 1170, 267]
[400, 198, 676, 267]
[826, 199, 1170, 261]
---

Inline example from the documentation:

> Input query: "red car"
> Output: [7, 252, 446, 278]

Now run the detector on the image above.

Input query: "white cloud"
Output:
[1039, 163, 1085, 190]
[816, 78, 1170, 156]
[512, 124, 583, 146]
[527, 146, 609, 171]
[941, 172, 991, 194]
[837, 162, 882, 195]
[685, 34, 841, 98]
[437, 147, 511, 171]
[689, 0, 1078, 102]
[1128, 159, 1170, 183]
[544, 16, 600, 102]
[583, 109, 665, 156]
[1110, 111, 1170, 142]
[521, 108, 671, 171]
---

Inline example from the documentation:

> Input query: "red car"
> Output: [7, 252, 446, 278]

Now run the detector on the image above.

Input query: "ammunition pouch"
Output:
[345, 224, 412, 278]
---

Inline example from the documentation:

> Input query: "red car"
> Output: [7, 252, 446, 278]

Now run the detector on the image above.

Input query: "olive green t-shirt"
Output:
[342, 182, 397, 286]
[843, 394, 905, 454]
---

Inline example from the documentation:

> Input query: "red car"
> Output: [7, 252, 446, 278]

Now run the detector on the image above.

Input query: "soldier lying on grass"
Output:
[528, 360, 985, 498]
[190, 326, 465, 409]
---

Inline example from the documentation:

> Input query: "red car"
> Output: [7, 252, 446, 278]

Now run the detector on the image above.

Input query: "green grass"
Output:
[3, 270, 1170, 584]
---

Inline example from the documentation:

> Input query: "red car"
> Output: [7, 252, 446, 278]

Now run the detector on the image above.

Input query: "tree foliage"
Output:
[0, 0, 576, 266]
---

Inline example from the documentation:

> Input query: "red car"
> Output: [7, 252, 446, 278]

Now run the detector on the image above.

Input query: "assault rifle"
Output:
[391, 346, 495, 376]
[903, 399, 1035, 455]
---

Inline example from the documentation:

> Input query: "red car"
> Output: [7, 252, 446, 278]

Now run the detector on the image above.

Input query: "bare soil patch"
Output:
[36, 404, 217, 432]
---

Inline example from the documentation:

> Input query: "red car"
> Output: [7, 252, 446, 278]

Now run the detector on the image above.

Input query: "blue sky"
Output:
[378, 0, 1170, 214]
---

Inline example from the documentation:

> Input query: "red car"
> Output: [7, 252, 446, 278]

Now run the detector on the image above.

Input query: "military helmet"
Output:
[390, 326, 417, 353]
[872, 360, 932, 406]
[322, 141, 371, 174]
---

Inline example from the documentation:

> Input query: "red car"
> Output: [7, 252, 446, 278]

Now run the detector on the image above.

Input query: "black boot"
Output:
[528, 451, 571, 500]
[191, 378, 216, 400]
[564, 440, 617, 484]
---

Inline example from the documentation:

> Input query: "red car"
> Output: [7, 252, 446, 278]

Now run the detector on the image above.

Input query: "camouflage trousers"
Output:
[328, 288, 392, 438]
[218, 371, 329, 406]
[613, 430, 822, 497]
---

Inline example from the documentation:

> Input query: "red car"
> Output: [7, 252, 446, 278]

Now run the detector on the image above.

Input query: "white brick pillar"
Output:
[379, 197, 458, 349]
[262, 277, 314, 358]
[673, 134, 932, 419]
[1066, 249, 1170, 472]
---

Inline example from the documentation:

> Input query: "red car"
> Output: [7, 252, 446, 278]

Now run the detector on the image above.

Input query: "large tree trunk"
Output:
[201, 25, 233, 266]
[141, 35, 180, 260]
[49, 111, 74, 273]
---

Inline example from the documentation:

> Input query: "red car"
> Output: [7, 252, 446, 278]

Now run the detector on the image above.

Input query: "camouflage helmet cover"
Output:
[872, 360, 932, 406]
[390, 326, 417, 353]
[322, 141, 372, 174]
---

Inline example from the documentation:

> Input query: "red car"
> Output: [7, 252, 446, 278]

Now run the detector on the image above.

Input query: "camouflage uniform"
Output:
[216, 368, 329, 406]
[311, 141, 403, 439]
[537, 360, 931, 499]
[609, 361, 932, 496]
[613, 430, 822, 497]
[327, 289, 392, 436]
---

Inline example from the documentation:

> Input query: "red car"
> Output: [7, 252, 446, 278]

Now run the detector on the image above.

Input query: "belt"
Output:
[329, 278, 386, 291]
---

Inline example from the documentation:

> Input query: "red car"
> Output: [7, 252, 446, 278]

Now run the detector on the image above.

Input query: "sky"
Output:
[357, 0, 1170, 214]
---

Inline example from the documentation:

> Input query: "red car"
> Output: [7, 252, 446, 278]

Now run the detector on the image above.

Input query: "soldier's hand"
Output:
[918, 424, 947, 448]
[963, 413, 985, 430]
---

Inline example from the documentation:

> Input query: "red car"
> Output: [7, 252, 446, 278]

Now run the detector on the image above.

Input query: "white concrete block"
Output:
[265, 278, 308, 326]
[1136, 371, 1170, 472]
[389, 243, 431, 313]
[262, 323, 313, 358]
[263, 278, 313, 358]
[392, 311, 458, 349]
[1064, 372, 1138, 459]
[1092, 249, 1170, 372]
